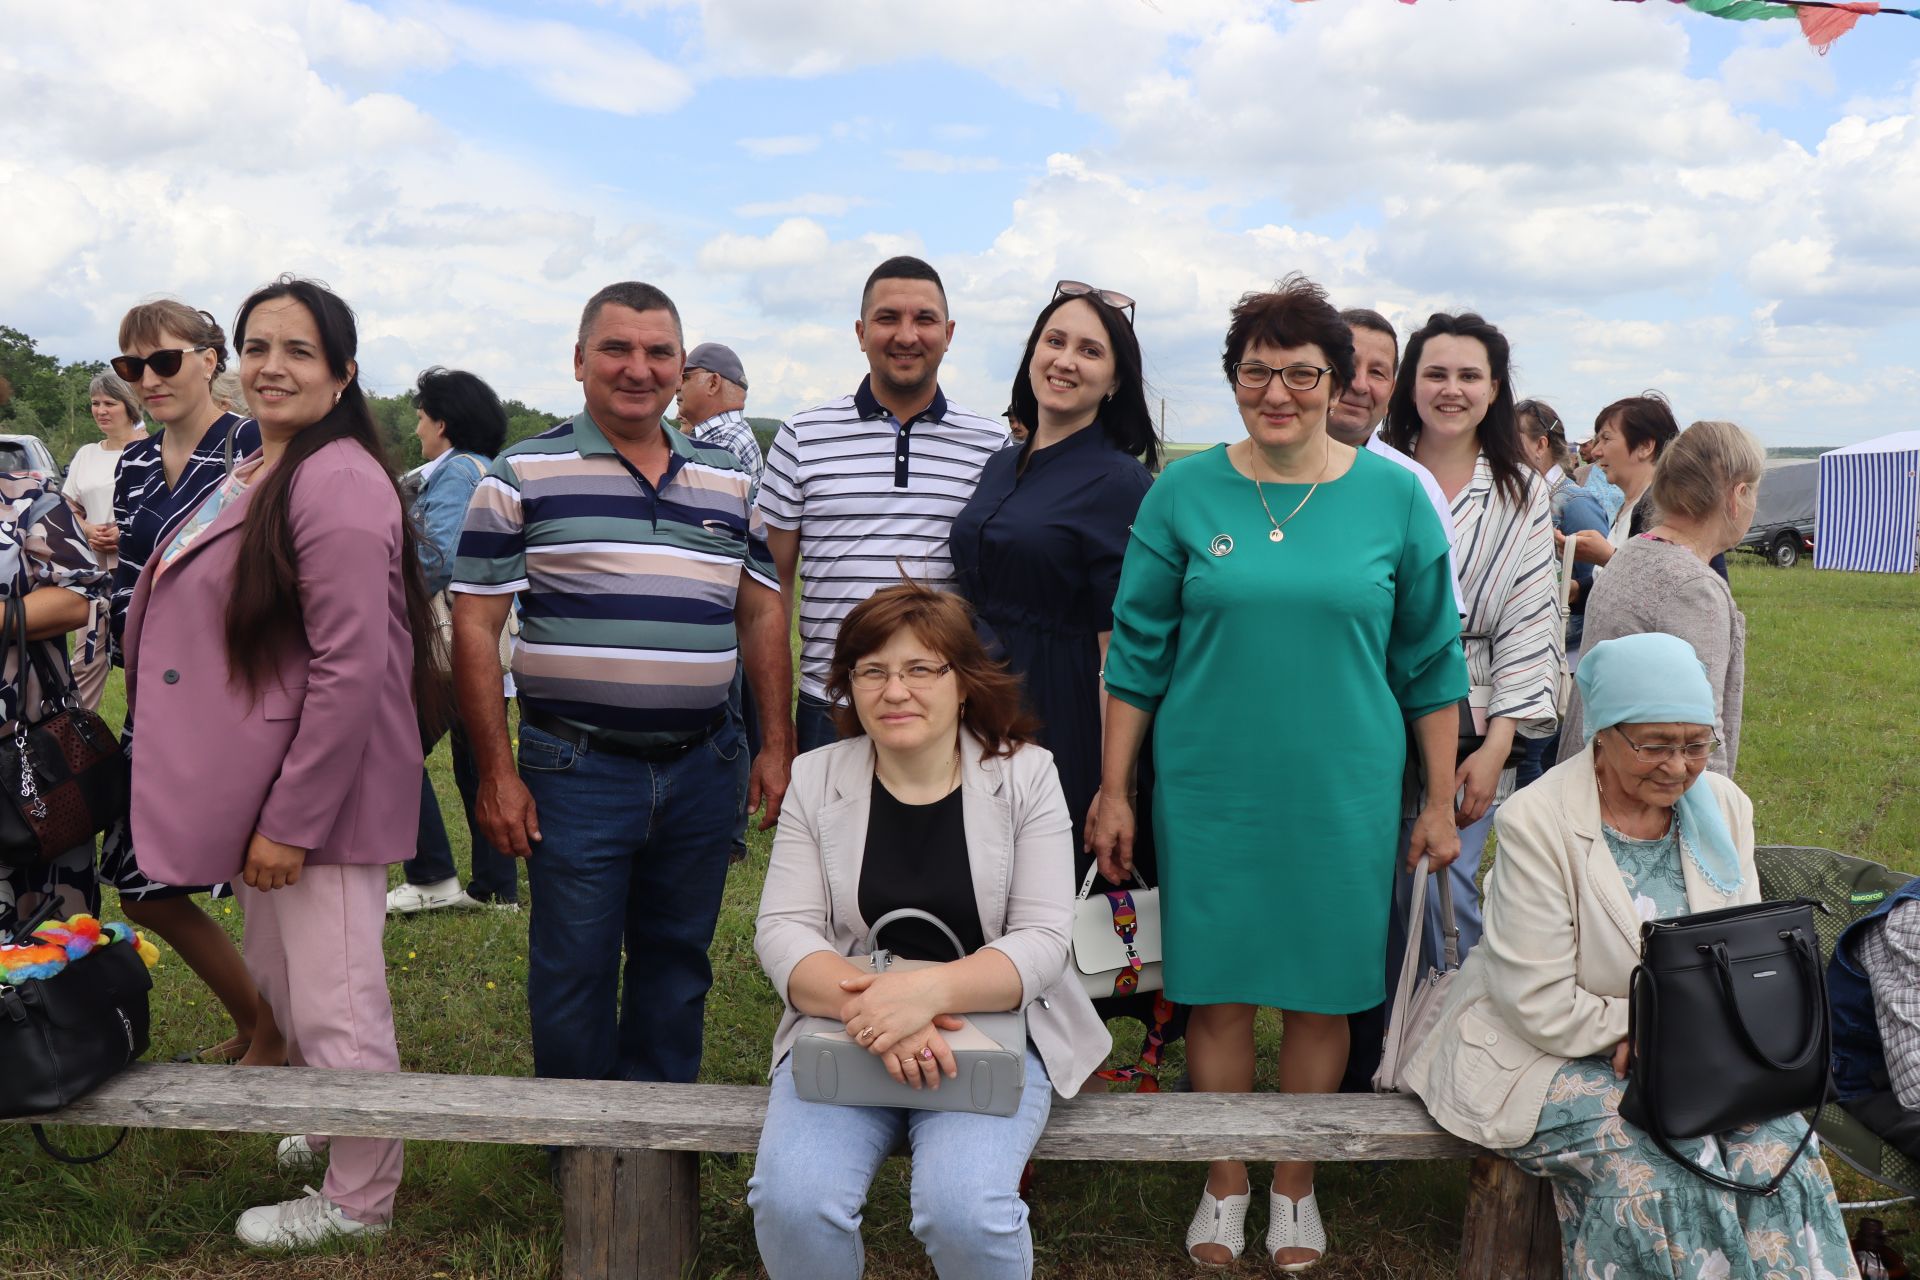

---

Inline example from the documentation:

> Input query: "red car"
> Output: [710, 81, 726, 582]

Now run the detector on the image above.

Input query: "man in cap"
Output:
[678, 342, 763, 488]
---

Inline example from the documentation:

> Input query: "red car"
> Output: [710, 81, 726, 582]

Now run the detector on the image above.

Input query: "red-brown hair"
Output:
[826, 582, 1038, 757]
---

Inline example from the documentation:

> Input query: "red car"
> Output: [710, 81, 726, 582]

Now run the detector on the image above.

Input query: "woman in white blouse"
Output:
[62, 370, 147, 708]
[1381, 312, 1558, 973]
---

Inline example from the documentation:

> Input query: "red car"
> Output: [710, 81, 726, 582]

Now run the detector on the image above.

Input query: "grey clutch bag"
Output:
[790, 909, 1027, 1117]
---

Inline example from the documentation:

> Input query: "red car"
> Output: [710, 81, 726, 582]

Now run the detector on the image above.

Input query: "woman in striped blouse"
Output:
[102, 298, 281, 1066]
[1382, 313, 1559, 974]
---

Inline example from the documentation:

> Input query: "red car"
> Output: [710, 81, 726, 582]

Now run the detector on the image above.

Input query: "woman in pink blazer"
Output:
[124, 276, 443, 1250]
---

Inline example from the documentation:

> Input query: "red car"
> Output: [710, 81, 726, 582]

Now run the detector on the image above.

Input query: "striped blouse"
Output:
[1447, 453, 1561, 741]
[109, 413, 260, 658]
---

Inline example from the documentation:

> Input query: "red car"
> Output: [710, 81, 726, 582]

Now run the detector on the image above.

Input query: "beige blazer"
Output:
[1404, 747, 1758, 1148]
[755, 731, 1112, 1098]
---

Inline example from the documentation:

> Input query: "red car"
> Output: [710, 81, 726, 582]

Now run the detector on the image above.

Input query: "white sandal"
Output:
[1264, 1189, 1327, 1272]
[1184, 1184, 1251, 1268]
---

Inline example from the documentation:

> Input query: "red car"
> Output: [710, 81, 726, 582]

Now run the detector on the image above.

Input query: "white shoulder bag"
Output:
[1070, 862, 1163, 1000]
[1373, 856, 1461, 1094]
[1554, 530, 1579, 719]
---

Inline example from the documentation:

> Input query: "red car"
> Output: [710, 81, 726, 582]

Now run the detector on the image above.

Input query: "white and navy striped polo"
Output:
[758, 376, 1009, 699]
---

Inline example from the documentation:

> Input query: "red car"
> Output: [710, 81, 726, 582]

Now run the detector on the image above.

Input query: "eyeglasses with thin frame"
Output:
[1610, 728, 1720, 765]
[1232, 362, 1334, 392]
[110, 345, 211, 382]
[1053, 280, 1137, 323]
[848, 661, 953, 691]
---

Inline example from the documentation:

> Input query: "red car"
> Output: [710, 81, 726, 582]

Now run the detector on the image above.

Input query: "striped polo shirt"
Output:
[758, 376, 1008, 698]
[450, 411, 777, 746]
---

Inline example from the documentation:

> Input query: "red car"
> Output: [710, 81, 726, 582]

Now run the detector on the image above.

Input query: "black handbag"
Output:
[1619, 898, 1831, 1196]
[0, 895, 153, 1162]
[0, 593, 130, 869]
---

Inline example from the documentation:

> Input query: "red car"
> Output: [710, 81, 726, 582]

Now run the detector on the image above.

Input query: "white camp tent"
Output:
[1815, 432, 1920, 573]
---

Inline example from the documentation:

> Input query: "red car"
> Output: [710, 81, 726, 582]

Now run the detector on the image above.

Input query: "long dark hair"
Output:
[1384, 312, 1529, 506]
[227, 276, 448, 733]
[1008, 291, 1158, 469]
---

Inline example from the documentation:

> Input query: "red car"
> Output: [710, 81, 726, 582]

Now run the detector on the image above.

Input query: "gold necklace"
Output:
[1251, 435, 1331, 543]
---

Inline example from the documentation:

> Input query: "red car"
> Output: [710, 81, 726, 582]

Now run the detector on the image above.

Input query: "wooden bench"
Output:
[26, 1062, 1559, 1278]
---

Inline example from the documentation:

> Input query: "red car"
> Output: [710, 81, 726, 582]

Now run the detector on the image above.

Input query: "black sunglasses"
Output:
[1053, 280, 1137, 323]
[111, 345, 211, 382]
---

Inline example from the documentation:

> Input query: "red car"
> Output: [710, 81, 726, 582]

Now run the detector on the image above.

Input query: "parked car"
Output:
[0, 434, 62, 489]
[1737, 459, 1817, 567]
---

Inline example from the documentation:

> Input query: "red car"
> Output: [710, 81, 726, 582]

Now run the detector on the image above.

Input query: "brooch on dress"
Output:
[1209, 534, 1234, 558]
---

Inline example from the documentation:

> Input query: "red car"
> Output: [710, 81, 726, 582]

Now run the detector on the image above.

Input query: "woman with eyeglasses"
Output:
[1558, 421, 1759, 778]
[1089, 276, 1466, 1271]
[1381, 313, 1559, 981]
[1513, 399, 1608, 789]
[751, 581, 1109, 1279]
[1405, 632, 1854, 1279]
[99, 299, 282, 1067]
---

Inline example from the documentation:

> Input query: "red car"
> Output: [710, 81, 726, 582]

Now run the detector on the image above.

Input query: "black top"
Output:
[949, 425, 1154, 866]
[858, 777, 984, 963]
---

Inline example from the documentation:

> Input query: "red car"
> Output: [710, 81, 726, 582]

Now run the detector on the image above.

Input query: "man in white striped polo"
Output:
[758, 256, 1010, 752]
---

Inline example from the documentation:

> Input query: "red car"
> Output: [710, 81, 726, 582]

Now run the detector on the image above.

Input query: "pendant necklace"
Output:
[1251, 435, 1331, 543]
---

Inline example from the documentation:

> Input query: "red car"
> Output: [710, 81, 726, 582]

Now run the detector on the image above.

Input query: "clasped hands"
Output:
[836, 968, 964, 1091]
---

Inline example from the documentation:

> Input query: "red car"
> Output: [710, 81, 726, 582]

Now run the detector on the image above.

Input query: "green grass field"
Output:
[3, 559, 1917, 1277]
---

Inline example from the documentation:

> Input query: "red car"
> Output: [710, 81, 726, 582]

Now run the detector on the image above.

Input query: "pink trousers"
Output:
[238, 863, 403, 1222]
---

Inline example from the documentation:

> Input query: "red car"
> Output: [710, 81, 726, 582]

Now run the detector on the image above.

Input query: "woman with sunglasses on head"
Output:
[100, 299, 283, 1067]
[1513, 399, 1608, 789]
[125, 276, 441, 1248]
[1382, 313, 1559, 978]
[950, 283, 1182, 1080]
[1558, 421, 1760, 778]
[61, 370, 147, 710]
[1089, 276, 1466, 1271]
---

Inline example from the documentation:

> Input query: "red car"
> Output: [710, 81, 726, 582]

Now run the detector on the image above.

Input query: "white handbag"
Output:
[1070, 862, 1163, 1000]
[1373, 856, 1461, 1094]
[1554, 532, 1579, 719]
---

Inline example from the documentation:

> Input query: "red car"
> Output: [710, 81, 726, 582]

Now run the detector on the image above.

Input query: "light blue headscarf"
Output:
[1576, 633, 1742, 895]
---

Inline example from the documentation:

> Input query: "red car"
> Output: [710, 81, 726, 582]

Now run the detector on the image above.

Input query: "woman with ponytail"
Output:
[123, 277, 443, 1249]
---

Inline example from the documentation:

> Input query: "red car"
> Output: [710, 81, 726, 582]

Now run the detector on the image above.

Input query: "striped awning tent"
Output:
[1815, 431, 1920, 573]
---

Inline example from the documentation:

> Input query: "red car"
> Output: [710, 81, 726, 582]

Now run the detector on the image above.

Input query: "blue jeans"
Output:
[1387, 805, 1498, 989]
[749, 1046, 1052, 1280]
[797, 690, 843, 755]
[411, 719, 519, 903]
[518, 716, 747, 1083]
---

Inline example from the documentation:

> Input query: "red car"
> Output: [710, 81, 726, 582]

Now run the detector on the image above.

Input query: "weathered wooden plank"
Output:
[1458, 1154, 1561, 1280]
[557, 1148, 697, 1280]
[22, 1063, 1481, 1162]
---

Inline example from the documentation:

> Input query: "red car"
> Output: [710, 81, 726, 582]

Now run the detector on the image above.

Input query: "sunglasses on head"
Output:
[1053, 280, 1137, 323]
[111, 345, 211, 382]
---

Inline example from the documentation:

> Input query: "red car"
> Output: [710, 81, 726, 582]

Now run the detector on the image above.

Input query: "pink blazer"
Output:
[124, 438, 422, 887]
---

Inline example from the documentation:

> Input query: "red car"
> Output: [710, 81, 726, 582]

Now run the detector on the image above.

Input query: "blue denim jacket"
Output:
[1830, 875, 1920, 1100]
[411, 451, 490, 594]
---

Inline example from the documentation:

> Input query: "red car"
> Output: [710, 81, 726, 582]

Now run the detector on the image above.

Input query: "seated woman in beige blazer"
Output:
[750, 581, 1110, 1280]
[1406, 633, 1854, 1279]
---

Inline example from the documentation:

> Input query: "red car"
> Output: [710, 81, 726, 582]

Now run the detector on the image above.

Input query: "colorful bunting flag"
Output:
[1289, 0, 1917, 53]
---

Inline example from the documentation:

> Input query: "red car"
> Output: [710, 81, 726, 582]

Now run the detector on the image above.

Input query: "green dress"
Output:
[1102, 445, 1465, 1011]
[1505, 825, 1859, 1279]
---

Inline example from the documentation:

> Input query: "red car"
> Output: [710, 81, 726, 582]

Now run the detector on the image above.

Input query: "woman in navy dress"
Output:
[951, 282, 1176, 1074]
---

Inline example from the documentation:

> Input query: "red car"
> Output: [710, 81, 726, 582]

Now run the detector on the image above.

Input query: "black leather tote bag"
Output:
[1619, 898, 1830, 1196]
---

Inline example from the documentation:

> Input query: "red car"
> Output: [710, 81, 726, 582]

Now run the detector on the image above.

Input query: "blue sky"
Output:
[5, 0, 1919, 445]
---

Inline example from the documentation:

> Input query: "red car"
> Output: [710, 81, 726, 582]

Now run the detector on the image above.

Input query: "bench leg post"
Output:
[558, 1146, 699, 1280]
[1460, 1154, 1560, 1280]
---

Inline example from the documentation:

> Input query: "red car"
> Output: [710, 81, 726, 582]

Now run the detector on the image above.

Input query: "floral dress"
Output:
[1505, 824, 1860, 1280]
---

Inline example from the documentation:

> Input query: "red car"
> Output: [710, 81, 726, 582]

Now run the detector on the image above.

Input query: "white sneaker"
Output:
[276, 1134, 322, 1173]
[385, 878, 478, 914]
[235, 1186, 386, 1249]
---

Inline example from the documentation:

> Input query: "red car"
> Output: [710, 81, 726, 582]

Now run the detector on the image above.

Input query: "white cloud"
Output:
[733, 194, 870, 218]
[422, 3, 693, 115]
[890, 150, 1000, 174]
[737, 134, 822, 157]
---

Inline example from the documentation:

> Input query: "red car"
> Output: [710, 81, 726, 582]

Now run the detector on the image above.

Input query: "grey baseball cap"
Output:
[684, 342, 747, 389]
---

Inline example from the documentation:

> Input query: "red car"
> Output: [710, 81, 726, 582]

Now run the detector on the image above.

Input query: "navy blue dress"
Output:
[949, 425, 1153, 866]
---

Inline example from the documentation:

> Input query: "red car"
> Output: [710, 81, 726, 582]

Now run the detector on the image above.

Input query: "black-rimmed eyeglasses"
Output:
[1053, 280, 1136, 323]
[1231, 362, 1333, 392]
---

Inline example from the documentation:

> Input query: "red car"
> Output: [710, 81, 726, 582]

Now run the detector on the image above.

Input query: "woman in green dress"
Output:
[1087, 275, 1467, 1272]
[1406, 633, 1857, 1279]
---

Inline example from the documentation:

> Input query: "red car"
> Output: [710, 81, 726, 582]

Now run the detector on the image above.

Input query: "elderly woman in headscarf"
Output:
[1405, 633, 1857, 1280]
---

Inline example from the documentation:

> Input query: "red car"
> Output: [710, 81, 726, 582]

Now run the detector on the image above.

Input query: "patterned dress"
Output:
[1505, 824, 1859, 1280]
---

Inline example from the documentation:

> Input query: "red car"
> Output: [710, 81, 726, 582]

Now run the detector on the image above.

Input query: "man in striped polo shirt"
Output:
[759, 255, 1009, 751]
[448, 281, 793, 1087]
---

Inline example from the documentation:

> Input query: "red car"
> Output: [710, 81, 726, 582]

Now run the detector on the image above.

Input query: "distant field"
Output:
[4, 559, 1917, 1277]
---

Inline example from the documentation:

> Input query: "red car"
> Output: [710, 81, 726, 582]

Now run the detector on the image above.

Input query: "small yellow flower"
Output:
[407, 951, 417, 960]
[223, 906, 233, 915]
[486, 981, 496, 990]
